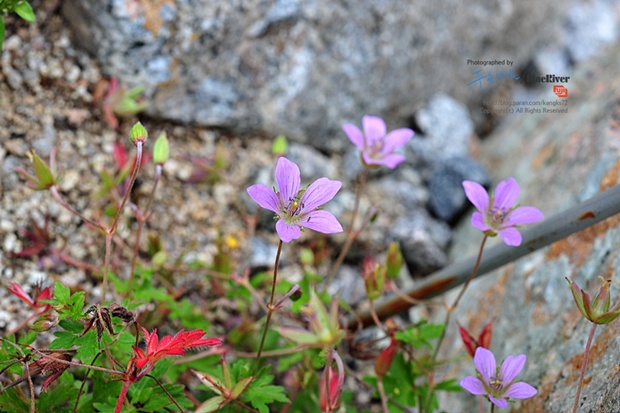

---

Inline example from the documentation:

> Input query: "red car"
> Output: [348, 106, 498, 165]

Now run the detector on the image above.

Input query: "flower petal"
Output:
[498, 227, 522, 246]
[379, 153, 407, 169]
[463, 181, 489, 213]
[460, 376, 486, 395]
[275, 157, 301, 202]
[471, 212, 492, 232]
[276, 220, 301, 243]
[301, 210, 343, 235]
[474, 347, 496, 383]
[500, 354, 526, 384]
[504, 382, 538, 399]
[301, 178, 342, 212]
[382, 128, 414, 153]
[343, 123, 365, 150]
[489, 396, 508, 408]
[503, 206, 544, 227]
[493, 177, 519, 211]
[362, 115, 387, 145]
[247, 184, 280, 213]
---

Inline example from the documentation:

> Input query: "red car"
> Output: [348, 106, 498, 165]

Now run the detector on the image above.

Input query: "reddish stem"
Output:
[572, 323, 598, 413]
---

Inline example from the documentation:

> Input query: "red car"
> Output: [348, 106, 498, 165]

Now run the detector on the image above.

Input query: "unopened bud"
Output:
[385, 242, 403, 280]
[31, 313, 58, 332]
[129, 121, 148, 145]
[374, 337, 398, 377]
[363, 257, 386, 300]
[153, 132, 169, 165]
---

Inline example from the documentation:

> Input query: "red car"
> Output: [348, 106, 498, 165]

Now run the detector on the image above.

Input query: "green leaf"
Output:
[14, 2, 36, 22]
[195, 395, 226, 413]
[54, 282, 70, 304]
[395, 321, 444, 350]
[243, 373, 289, 413]
[0, 19, 5, 52]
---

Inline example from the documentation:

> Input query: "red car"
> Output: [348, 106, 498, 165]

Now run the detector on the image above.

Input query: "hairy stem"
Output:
[254, 240, 283, 374]
[102, 142, 143, 304]
[325, 169, 368, 287]
[572, 323, 598, 413]
[128, 164, 162, 293]
[377, 376, 389, 413]
[431, 236, 487, 363]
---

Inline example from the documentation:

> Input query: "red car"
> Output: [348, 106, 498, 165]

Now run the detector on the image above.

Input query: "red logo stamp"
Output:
[553, 85, 568, 98]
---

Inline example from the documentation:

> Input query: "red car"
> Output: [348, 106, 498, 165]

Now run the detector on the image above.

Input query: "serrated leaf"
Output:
[243, 374, 289, 413]
[15, 2, 36, 22]
[54, 282, 70, 304]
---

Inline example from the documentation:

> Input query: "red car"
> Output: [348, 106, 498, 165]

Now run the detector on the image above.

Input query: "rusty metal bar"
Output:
[349, 184, 620, 330]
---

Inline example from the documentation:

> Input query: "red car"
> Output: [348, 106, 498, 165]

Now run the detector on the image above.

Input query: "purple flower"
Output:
[462, 177, 544, 246]
[247, 157, 343, 243]
[343, 115, 414, 169]
[460, 347, 537, 408]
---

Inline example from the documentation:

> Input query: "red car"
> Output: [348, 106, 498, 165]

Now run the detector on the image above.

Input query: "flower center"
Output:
[490, 207, 508, 223]
[285, 197, 304, 217]
[489, 377, 504, 392]
[366, 138, 383, 157]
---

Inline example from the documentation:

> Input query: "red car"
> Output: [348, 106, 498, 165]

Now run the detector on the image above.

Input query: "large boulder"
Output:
[62, 0, 563, 150]
[436, 41, 620, 412]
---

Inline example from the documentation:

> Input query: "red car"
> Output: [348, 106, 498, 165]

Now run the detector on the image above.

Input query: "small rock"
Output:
[286, 144, 338, 181]
[250, 237, 279, 269]
[427, 156, 490, 222]
[392, 210, 452, 277]
[410, 94, 474, 164]
[565, 0, 618, 62]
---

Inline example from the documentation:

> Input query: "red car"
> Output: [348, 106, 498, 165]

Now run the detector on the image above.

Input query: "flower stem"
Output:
[254, 239, 283, 374]
[114, 380, 132, 413]
[490, 403, 495, 413]
[325, 169, 368, 287]
[431, 236, 487, 363]
[128, 164, 162, 294]
[377, 376, 389, 413]
[50, 186, 100, 230]
[572, 323, 598, 413]
[102, 142, 143, 304]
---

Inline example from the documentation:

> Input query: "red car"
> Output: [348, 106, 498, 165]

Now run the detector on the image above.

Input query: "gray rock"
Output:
[410, 94, 475, 165]
[249, 237, 279, 269]
[565, 0, 618, 62]
[62, 1, 564, 150]
[286, 144, 338, 182]
[436, 41, 620, 412]
[392, 210, 452, 277]
[427, 156, 490, 222]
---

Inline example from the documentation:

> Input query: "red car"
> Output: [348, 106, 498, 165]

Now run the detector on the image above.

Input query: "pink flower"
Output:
[461, 347, 537, 408]
[462, 177, 544, 246]
[343, 115, 414, 169]
[247, 157, 343, 243]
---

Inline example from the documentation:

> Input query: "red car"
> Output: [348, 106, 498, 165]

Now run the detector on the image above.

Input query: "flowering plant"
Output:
[343, 115, 414, 169]
[247, 157, 343, 242]
[462, 177, 544, 246]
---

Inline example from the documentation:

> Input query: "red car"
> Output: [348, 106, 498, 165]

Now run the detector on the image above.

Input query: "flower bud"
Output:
[374, 336, 398, 377]
[129, 121, 148, 145]
[363, 257, 386, 300]
[385, 242, 403, 280]
[153, 132, 169, 165]
[566, 277, 620, 324]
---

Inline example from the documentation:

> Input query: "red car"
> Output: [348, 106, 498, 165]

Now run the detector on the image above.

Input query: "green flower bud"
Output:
[129, 121, 148, 145]
[385, 242, 403, 280]
[153, 132, 170, 165]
